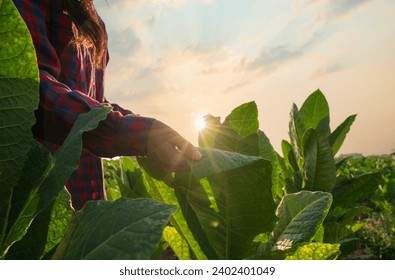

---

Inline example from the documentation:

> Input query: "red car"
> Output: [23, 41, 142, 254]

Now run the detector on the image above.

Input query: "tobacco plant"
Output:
[107, 92, 352, 259]
[108, 91, 381, 259]
[197, 90, 381, 257]
[0, 0, 174, 260]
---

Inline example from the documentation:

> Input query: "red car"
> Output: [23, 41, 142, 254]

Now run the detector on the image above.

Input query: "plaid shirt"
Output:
[14, 0, 154, 210]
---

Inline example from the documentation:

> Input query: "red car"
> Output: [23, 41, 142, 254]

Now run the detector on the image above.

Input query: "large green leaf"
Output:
[331, 173, 381, 209]
[300, 89, 330, 137]
[175, 148, 276, 259]
[197, 102, 279, 205]
[118, 157, 148, 198]
[302, 129, 337, 192]
[281, 140, 299, 172]
[271, 152, 286, 203]
[225, 101, 259, 139]
[270, 191, 332, 251]
[200, 101, 274, 159]
[5, 188, 73, 259]
[38, 106, 111, 207]
[286, 243, 340, 260]
[289, 104, 305, 169]
[0, 0, 39, 247]
[328, 114, 357, 155]
[162, 226, 190, 260]
[52, 198, 175, 260]
[0, 107, 110, 258]
[323, 222, 360, 256]
[37, 188, 74, 259]
[324, 206, 370, 255]
[138, 159, 209, 260]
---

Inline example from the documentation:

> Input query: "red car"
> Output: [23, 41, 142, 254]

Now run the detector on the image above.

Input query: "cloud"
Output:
[292, 0, 373, 24]
[310, 63, 346, 79]
[238, 32, 323, 75]
[108, 27, 142, 55]
[223, 78, 253, 94]
[244, 45, 303, 73]
[182, 44, 229, 65]
[316, 0, 373, 23]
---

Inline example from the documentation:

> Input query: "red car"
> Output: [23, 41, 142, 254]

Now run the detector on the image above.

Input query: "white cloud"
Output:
[310, 63, 345, 79]
[293, 0, 374, 24]
[238, 31, 324, 74]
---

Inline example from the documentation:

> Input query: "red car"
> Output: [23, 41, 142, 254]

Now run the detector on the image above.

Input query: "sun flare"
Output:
[196, 116, 207, 131]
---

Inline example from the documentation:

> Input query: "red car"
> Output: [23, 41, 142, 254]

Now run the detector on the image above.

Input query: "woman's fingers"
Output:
[146, 120, 202, 172]
[170, 131, 202, 161]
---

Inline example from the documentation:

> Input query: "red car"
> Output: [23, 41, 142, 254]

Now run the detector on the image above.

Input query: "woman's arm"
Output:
[14, 0, 153, 157]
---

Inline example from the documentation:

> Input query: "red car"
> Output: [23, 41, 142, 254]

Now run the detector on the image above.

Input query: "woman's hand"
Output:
[146, 120, 202, 172]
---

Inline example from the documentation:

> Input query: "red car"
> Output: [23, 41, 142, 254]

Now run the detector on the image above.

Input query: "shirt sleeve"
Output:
[15, 0, 154, 158]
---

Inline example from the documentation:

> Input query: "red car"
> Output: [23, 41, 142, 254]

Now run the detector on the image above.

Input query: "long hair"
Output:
[61, 0, 107, 68]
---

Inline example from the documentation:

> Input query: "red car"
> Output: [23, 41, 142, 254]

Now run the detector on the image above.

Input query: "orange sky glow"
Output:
[96, 0, 395, 156]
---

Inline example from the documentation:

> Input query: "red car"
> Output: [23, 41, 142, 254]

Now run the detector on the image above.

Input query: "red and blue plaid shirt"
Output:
[14, 0, 154, 210]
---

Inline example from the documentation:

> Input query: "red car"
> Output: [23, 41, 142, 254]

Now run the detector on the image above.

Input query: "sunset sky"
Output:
[95, 0, 395, 156]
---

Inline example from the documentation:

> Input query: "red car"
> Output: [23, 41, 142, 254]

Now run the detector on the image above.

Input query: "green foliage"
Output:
[337, 155, 395, 259]
[300, 91, 330, 137]
[122, 92, 349, 260]
[138, 159, 209, 260]
[103, 89, 385, 260]
[52, 198, 175, 260]
[6, 188, 73, 259]
[175, 149, 276, 259]
[270, 191, 332, 251]
[254, 191, 334, 259]
[265, 89, 380, 256]
[1, 107, 111, 259]
[137, 154, 336, 260]
[162, 226, 191, 260]
[139, 148, 277, 260]
[0, 0, 39, 250]
[302, 129, 336, 192]
[199, 101, 275, 160]
[1, 1, 176, 260]
[280, 89, 357, 194]
[338, 155, 395, 210]
[286, 243, 340, 260]
[191, 89, 378, 258]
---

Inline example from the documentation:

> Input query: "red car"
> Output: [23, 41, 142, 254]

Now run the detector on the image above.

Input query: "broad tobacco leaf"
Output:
[302, 129, 337, 192]
[1, 107, 111, 258]
[270, 191, 332, 251]
[0, 0, 39, 249]
[300, 89, 331, 137]
[139, 161, 208, 260]
[328, 114, 357, 155]
[53, 198, 175, 260]
[331, 173, 381, 209]
[225, 101, 259, 139]
[162, 226, 190, 260]
[199, 101, 274, 159]
[6, 188, 73, 259]
[175, 148, 276, 259]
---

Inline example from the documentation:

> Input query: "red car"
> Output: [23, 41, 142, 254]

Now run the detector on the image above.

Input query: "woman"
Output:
[13, 0, 202, 210]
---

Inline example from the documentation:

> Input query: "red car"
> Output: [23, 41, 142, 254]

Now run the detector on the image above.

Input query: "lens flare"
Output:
[196, 116, 206, 131]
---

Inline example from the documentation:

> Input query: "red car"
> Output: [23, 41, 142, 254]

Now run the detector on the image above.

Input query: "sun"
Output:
[196, 116, 207, 131]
